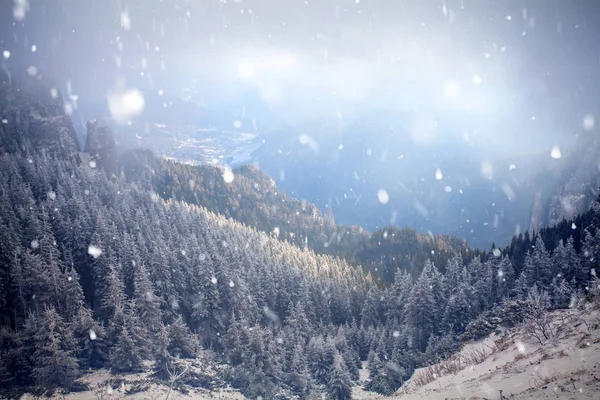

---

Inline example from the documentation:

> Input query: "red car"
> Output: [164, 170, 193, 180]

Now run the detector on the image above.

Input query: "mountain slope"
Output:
[397, 300, 600, 399]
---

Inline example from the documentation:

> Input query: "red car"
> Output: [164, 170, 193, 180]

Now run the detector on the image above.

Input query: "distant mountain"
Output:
[253, 109, 600, 249]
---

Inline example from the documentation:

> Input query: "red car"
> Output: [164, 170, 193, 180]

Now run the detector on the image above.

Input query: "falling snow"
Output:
[107, 88, 145, 124]
[87, 245, 103, 259]
[13, 0, 29, 21]
[377, 189, 389, 205]
[298, 134, 319, 153]
[222, 167, 234, 183]
[583, 114, 595, 131]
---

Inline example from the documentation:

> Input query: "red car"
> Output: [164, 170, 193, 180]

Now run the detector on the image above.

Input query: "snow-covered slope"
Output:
[396, 302, 600, 399]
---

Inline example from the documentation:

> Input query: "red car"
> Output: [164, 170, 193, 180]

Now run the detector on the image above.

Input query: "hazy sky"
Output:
[2, 0, 600, 151]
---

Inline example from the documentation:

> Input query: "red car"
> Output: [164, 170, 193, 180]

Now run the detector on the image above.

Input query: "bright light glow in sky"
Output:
[443, 81, 462, 98]
[2, 0, 598, 152]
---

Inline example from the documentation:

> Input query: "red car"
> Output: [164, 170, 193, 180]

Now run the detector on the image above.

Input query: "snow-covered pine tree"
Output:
[404, 261, 435, 351]
[385, 268, 413, 323]
[71, 306, 107, 369]
[110, 326, 143, 373]
[325, 352, 352, 400]
[30, 306, 80, 389]
[167, 315, 198, 359]
[307, 335, 335, 385]
[287, 342, 311, 398]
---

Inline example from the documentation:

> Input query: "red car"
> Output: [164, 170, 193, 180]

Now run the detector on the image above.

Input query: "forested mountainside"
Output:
[119, 148, 367, 257]
[119, 147, 477, 283]
[1, 71, 600, 400]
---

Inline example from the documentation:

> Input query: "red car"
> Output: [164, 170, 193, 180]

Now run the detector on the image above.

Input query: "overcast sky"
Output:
[2, 0, 600, 152]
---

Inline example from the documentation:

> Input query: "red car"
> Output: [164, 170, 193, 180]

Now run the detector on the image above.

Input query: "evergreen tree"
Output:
[514, 272, 529, 299]
[366, 350, 393, 395]
[580, 229, 597, 285]
[132, 261, 161, 329]
[30, 306, 80, 389]
[307, 336, 335, 385]
[325, 352, 352, 400]
[153, 323, 173, 379]
[285, 301, 313, 344]
[361, 287, 382, 327]
[224, 312, 245, 366]
[0, 326, 30, 388]
[442, 279, 472, 335]
[110, 326, 143, 373]
[404, 261, 435, 351]
[167, 315, 198, 359]
[385, 269, 412, 322]
[444, 253, 464, 298]
[495, 256, 515, 301]
[549, 278, 573, 309]
[532, 234, 554, 285]
[71, 306, 107, 369]
[287, 342, 311, 398]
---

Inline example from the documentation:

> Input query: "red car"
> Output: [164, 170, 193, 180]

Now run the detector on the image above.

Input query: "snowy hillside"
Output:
[397, 300, 600, 399]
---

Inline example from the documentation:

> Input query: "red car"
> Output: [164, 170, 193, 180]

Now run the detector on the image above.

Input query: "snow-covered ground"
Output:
[396, 302, 600, 399]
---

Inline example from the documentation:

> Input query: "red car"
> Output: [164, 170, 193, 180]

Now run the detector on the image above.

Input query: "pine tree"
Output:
[153, 323, 173, 379]
[132, 261, 161, 329]
[565, 236, 582, 283]
[468, 257, 491, 314]
[532, 234, 554, 285]
[71, 306, 107, 369]
[385, 269, 412, 322]
[580, 229, 597, 285]
[224, 312, 246, 366]
[285, 301, 313, 344]
[110, 326, 143, 373]
[361, 287, 382, 327]
[326, 352, 352, 400]
[404, 261, 435, 351]
[366, 350, 392, 395]
[30, 306, 80, 389]
[307, 336, 335, 384]
[442, 280, 471, 335]
[514, 272, 529, 299]
[287, 342, 311, 398]
[0, 326, 30, 389]
[495, 256, 515, 301]
[191, 261, 222, 347]
[549, 278, 573, 309]
[167, 315, 198, 359]
[444, 253, 463, 298]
